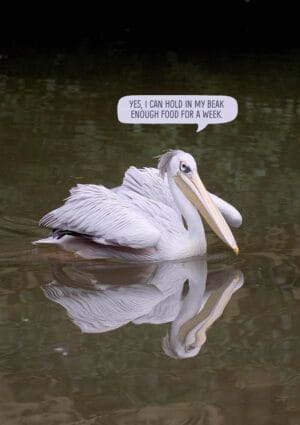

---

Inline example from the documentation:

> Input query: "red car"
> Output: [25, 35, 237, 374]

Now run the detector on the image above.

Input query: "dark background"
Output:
[0, 1, 298, 56]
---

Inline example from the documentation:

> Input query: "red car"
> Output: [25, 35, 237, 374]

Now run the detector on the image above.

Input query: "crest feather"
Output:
[157, 150, 181, 178]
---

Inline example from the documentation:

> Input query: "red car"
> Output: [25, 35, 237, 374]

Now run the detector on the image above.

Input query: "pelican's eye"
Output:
[180, 162, 192, 174]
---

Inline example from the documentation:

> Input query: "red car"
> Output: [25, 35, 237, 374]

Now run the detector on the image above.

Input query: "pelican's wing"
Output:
[39, 184, 161, 249]
[209, 193, 242, 228]
[118, 189, 185, 238]
[113, 166, 184, 238]
[116, 166, 179, 212]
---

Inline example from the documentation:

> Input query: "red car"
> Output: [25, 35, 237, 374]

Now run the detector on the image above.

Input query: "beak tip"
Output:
[233, 246, 240, 255]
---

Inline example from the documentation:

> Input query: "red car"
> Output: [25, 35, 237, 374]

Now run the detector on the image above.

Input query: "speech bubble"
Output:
[117, 95, 238, 132]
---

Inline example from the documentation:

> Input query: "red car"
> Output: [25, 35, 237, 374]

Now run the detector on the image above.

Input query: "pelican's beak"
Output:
[175, 172, 239, 254]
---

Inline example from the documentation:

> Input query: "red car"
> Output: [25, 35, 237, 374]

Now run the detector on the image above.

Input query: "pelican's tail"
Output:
[32, 236, 61, 245]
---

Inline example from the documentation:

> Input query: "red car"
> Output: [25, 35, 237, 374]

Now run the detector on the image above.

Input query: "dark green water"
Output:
[0, 50, 299, 424]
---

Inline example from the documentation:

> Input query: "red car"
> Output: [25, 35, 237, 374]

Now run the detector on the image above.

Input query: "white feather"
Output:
[39, 184, 161, 249]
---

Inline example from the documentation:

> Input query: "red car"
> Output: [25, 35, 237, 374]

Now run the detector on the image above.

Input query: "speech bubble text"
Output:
[117, 95, 238, 132]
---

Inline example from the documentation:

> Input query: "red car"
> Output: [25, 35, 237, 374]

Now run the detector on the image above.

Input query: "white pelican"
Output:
[35, 150, 242, 262]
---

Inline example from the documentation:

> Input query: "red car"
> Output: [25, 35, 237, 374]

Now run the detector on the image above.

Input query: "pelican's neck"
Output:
[168, 175, 205, 237]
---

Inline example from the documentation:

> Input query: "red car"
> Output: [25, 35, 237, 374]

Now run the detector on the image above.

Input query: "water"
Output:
[0, 50, 300, 424]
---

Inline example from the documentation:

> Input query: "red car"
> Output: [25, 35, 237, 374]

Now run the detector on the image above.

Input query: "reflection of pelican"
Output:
[42, 259, 243, 358]
[35, 150, 242, 261]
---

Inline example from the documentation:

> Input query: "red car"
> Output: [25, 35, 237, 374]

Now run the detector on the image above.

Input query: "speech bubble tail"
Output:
[196, 122, 207, 133]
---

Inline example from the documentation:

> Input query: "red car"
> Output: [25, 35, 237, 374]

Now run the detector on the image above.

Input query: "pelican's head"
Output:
[158, 150, 239, 255]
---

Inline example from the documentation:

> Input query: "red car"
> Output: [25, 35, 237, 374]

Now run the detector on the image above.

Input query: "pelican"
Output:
[34, 150, 242, 262]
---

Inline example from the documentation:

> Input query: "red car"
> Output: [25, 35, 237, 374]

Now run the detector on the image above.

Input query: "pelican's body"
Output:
[35, 150, 242, 262]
